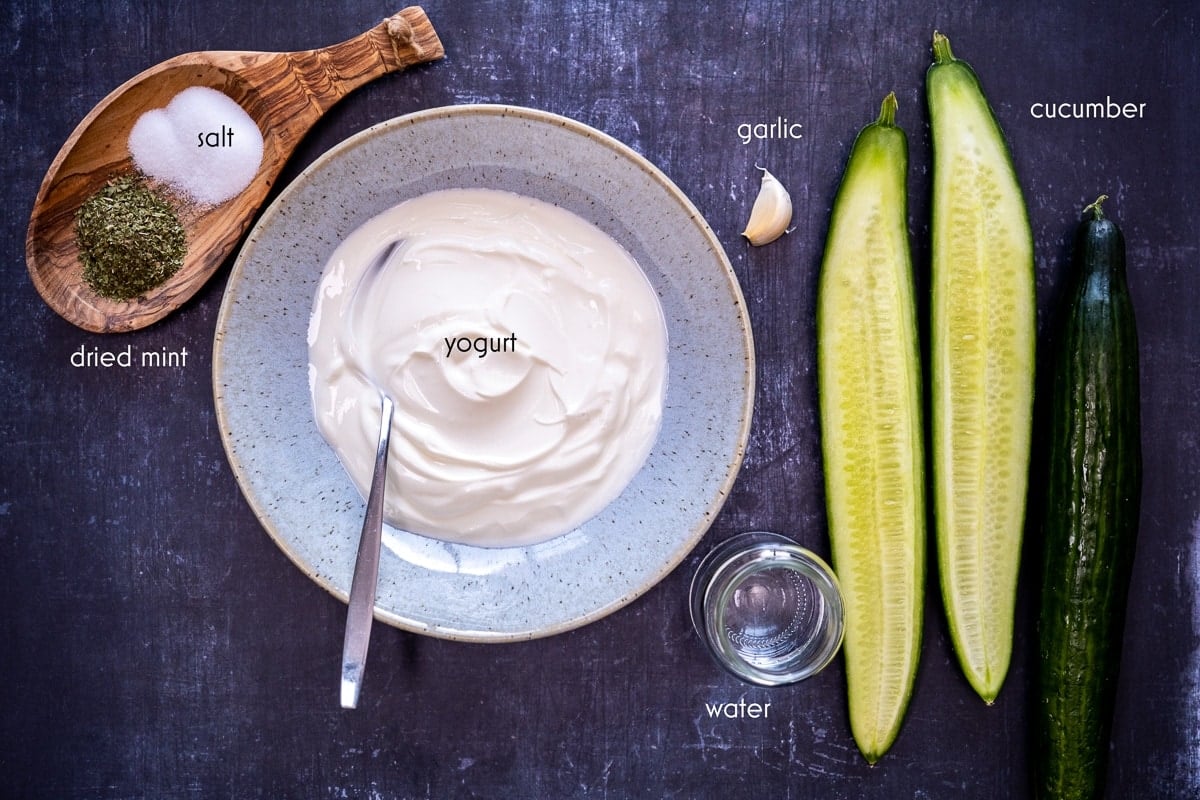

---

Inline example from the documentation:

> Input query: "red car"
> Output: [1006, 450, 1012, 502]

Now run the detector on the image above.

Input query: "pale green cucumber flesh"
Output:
[928, 60, 1035, 702]
[818, 107, 924, 762]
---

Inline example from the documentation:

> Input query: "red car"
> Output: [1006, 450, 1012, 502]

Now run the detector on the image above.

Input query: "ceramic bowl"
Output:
[213, 104, 754, 641]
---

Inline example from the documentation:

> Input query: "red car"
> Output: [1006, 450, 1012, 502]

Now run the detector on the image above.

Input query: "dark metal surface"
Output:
[2, 1, 1197, 797]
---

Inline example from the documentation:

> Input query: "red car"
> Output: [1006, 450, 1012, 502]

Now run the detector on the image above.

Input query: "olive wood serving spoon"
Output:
[26, 6, 443, 333]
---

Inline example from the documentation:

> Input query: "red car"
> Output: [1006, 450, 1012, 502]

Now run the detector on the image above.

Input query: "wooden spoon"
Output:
[26, 6, 444, 333]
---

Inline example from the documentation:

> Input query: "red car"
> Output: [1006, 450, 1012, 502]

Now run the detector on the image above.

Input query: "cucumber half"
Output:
[927, 31, 1036, 703]
[818, 93, 925, 763]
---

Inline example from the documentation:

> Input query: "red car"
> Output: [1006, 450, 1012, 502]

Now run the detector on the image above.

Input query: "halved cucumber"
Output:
[927, 31, 1035, 703]
[818, 93, 924, 763]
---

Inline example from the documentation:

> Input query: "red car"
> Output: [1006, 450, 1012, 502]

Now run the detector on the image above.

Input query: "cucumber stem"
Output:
[1083, 194, 1110, 220]
[932, 31, 955, 64]
[877, 92, 898, 128]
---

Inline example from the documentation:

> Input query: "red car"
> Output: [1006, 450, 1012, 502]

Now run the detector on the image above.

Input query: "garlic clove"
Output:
[741, 167, 792, 246]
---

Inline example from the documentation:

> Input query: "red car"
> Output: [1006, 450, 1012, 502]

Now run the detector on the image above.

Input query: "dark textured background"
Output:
[2, 1, 1198, 797]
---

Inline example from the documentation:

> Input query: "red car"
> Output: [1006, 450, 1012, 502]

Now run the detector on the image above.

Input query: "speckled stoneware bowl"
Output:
[213, 104, 754, 642]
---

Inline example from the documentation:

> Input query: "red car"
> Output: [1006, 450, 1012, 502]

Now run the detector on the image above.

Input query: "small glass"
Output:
[690, 531, 845, 686]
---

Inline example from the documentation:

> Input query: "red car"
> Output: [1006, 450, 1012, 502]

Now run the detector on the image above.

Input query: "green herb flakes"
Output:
[75, 175, 186, 301]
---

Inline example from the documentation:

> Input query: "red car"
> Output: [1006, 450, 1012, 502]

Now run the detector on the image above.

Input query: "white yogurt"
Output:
[307, 188, 668, 548]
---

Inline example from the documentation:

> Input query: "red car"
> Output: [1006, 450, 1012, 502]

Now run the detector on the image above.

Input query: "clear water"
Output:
[718, 564, 835, 678]
[691, 533, 844, 686]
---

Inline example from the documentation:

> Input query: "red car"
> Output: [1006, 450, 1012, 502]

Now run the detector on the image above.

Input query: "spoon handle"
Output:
[284, 7, 444, 118]
[340, 393, 395, 709]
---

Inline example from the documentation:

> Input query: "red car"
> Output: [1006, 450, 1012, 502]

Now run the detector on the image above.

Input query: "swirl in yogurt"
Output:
[307, 188, 668, 548]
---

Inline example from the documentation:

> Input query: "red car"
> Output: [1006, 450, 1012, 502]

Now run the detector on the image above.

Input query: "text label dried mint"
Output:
[75, 176, 186, 301]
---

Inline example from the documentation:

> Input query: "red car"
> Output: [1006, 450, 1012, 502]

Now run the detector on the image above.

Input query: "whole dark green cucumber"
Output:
[1036, 196, 1142, 800]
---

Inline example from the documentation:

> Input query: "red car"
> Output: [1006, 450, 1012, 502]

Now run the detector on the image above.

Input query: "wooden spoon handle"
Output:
[287, 7, 444, 115]
[218, 6, 445, 135]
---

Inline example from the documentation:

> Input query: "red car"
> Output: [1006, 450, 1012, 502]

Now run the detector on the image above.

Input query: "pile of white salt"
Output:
[128, 86, 263, 206]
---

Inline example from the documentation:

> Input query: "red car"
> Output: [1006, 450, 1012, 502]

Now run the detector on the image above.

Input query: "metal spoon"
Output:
[339, 237, 404, 709]
[340, 392, 395, 709]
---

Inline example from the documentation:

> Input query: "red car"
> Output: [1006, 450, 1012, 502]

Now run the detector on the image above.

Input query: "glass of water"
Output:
[690, 531, 845, 686]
